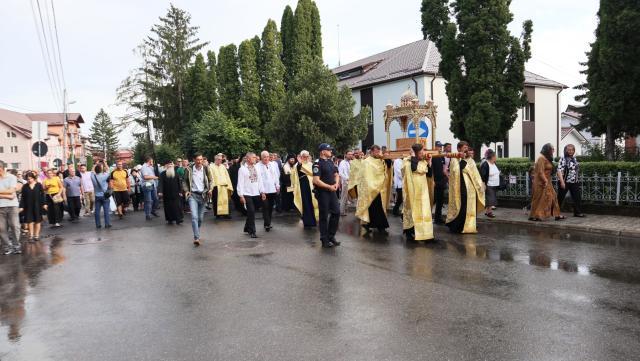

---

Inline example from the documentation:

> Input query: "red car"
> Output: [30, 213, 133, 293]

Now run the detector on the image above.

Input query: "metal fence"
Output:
[497, 172, 640, 206]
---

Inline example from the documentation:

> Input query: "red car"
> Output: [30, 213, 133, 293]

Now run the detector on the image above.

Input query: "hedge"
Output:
[493, 159, 640, 176]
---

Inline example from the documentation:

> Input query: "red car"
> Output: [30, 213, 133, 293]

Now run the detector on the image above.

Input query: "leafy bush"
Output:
[492, 159, 640, 176]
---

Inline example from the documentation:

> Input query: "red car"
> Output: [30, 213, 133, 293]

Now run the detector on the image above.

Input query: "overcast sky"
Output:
[1, 0, 599, 146]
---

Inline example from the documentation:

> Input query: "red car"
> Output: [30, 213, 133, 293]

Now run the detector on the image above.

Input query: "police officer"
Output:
[312, 143, 341, 248]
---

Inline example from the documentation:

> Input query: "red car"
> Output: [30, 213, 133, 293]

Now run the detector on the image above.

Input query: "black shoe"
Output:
[329, 238, 341, 246]
[96, 225, 102, 229]
[105, 224, 112, 228]
[321, 241, 333, 248]
[378, 228, 389, 235]
[265, 226, 272, 232]
[250, 233, 258, 238]
[574, 213, 586, 217]
[151, 212, 159, 217]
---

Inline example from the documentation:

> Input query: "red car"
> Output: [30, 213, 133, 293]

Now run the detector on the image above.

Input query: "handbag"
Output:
[52, 193, 64, 203]
[93, 173, 112, 200]
[498, 176, 508, 191]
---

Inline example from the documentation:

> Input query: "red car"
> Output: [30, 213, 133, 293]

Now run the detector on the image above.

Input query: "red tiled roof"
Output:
[0, 107, 72, 138]
[26, 113, 84, 124]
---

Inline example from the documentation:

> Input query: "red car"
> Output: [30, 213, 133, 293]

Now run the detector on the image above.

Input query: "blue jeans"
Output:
[188, 193, 206, 240]
[143, 184, 158, 217]
[94, 196, 111, 227]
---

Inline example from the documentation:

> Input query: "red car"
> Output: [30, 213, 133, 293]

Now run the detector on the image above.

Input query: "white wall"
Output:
[560, 132, 587, 156]
[370, 77, 426, 148]
[535, 87, 561, 157]
[349, 76, 560, 157]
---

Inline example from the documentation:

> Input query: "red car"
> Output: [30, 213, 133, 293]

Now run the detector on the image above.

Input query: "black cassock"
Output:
[159, 171, 184, 223]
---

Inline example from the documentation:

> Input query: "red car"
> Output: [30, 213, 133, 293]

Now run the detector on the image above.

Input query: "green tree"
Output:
[217, 44, 241, 119]
[144, 4, 208, 143]
[291, 0, 314, 78]
[116, 44, 160, 158]
[259, 19, 286, 145]
[575, 0, 640, 160]
[309, 1, 322, 60]
[268, 58, 368, 153]
[193, 110, 259, 158]
[183, 53, 209, 157]
[238, 40, 261, 128]
[205, 50, 218, 110]
[421, 0, 532, 158]
[90, 109, 120, 163]
[280, 5, 295, 87]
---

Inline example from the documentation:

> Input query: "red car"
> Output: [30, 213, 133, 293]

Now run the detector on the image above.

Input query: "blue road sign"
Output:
[407, 121, 429, 138]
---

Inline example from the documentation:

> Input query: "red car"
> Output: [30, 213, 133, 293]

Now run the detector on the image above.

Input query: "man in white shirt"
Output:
[338, 150, 353, 215]
[79, 164, 95, 216]
[392, 157, 404, 216]
[256, 151, 279, 231]
[237, 152, 266, 238]
[0, 162, 21, 255]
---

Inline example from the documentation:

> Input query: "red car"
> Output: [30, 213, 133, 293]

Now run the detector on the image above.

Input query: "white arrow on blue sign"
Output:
[407, 121, 429, 138]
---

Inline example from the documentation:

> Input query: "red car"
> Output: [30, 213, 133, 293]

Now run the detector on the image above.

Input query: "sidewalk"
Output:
[476, 206, 640, 238]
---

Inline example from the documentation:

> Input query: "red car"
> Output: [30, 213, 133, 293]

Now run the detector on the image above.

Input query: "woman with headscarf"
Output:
[557, 144, 585, 217]
[529, 143, 564, 221]
[280, 154, 296, 212]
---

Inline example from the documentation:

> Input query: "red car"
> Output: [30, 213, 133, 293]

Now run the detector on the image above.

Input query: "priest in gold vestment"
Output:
[347, 149, 363, 199]
[355, 145, 393, 234]
[402, 143, 434, 242]
[209, 154, 233, 218]
[446, 141, 485, 234]
[291, 150, 319, 228]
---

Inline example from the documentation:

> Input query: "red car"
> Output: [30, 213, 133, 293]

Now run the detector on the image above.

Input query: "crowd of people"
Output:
[0, 142, 585, 255]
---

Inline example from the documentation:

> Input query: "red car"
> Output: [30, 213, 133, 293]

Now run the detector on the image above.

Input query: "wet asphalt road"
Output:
[1, 210, 640, 361]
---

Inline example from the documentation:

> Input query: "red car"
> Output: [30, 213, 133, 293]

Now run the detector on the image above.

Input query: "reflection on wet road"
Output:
[1, 214, 639, 360]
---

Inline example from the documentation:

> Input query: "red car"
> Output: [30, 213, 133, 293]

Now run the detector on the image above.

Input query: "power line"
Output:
[50, 0, 66, 89]
[0, 101, 46, 113]
[37, 0, 64, 106]
[43, 0, 65, 93]
[30, 0, 60, 107]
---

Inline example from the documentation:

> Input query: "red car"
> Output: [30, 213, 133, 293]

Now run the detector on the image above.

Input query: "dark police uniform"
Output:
[313, 157, 340, 245]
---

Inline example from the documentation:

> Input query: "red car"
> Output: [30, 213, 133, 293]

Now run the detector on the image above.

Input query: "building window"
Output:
[523, 143, 535, 160]
[523, 102, 535, 122]
[11, 131, 16, 138]
[11, 163, 19, 169]
[6, 131, 9, 138]
[10, 146, 18, 153]
[497, 145, 504, 158]
[0, 146, 3, 153]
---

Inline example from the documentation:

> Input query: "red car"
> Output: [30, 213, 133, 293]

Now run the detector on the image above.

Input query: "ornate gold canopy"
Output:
[383, 88, 438, 150]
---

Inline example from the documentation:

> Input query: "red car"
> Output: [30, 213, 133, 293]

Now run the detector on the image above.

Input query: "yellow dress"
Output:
[402, 157, 434, 241]
[445, 157, 485, 234]
[355, 156, 393, 224]
[209, 164, 233, 216]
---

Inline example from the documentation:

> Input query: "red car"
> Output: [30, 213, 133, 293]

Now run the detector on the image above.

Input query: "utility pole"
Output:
[62, 88, 68, 167]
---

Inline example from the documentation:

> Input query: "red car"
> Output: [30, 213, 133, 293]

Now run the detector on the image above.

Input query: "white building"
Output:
[332, 39, 567, 159]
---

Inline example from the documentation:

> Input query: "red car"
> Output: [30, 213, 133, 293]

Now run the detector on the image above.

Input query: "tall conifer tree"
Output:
[238, 39, 260, 128]
[280, 5, 295, 87]
[205, 50, 218, 110]
[576, 0, 640, 160]
[217, 44, 241, 119]
[259, 19, 286, 143]
[421, 0, 532, 157]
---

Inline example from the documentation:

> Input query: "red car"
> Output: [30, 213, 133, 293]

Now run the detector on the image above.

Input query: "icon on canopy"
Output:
[407, 121, 429, 138]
